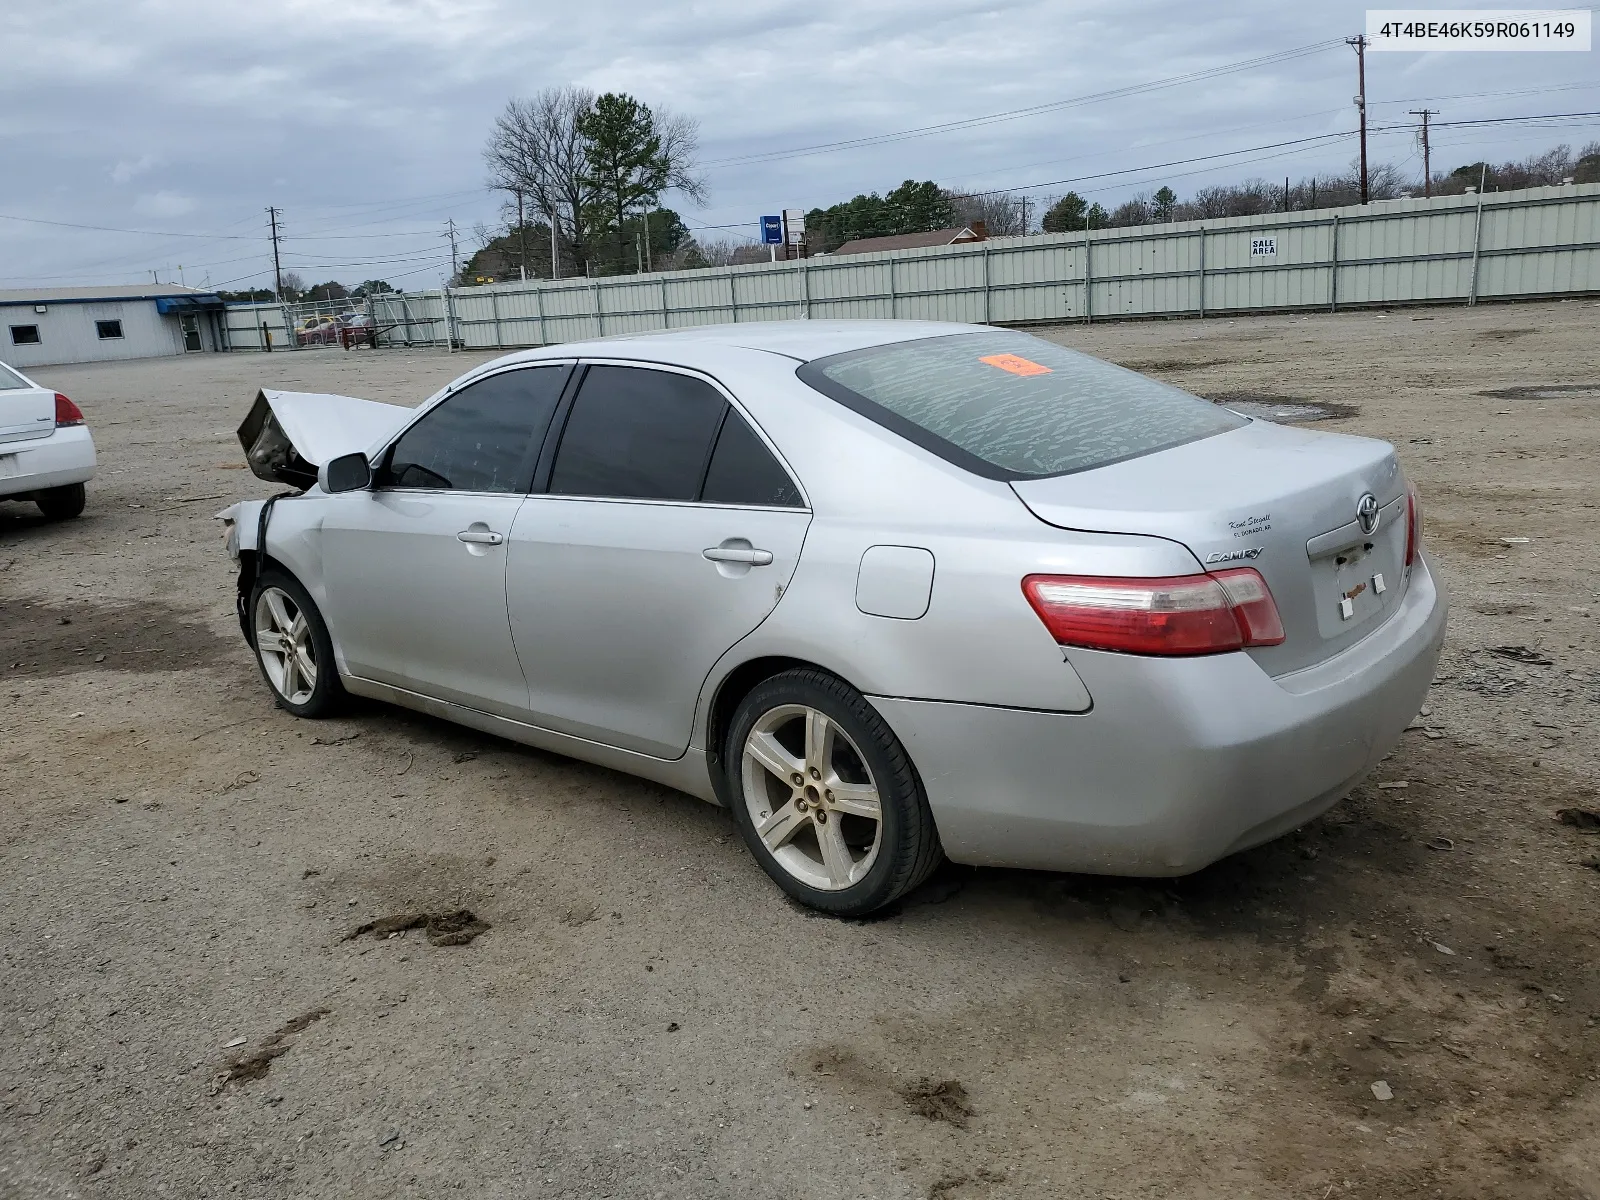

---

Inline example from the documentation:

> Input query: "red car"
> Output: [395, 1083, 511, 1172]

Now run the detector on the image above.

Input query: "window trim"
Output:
[796, 332, 1244, 483]
[95, 319, 125, 340]
[9, 324, 41, 346]
[373, 360, 577, 496]
[534, 357, 809, 511]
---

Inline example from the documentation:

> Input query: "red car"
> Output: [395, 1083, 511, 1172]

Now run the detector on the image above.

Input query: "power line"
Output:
[702, 39, 1346, 168]
[954, 129, 1358, 200]
[0, 213, 264, 240]
[832, 108, 1600, 209]
[1375, 79, 1600, 109]
[280, 246, 446, 265]
[686, 106, 1599, 239]
[290, 188, 483, 213]
[283, 230, 451, 241]
[1418, 109, 1600, 131]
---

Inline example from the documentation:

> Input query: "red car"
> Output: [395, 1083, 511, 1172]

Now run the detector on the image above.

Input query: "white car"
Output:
[0, 360, 96, 519]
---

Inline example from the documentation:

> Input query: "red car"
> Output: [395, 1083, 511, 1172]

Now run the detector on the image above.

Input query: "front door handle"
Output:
[457, 529, 504, 545]
[703, 545, 773, 566]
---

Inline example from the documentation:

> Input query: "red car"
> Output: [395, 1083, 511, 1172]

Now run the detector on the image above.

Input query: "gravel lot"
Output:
[3, 300, 1597, 1200]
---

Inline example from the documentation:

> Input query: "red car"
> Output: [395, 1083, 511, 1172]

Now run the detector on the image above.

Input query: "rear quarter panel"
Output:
[687, 363, 1207, 745]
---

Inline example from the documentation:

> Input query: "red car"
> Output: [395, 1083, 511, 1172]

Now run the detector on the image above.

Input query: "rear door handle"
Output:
[457, 529, 504, 545]
[703, 546, 773, 566]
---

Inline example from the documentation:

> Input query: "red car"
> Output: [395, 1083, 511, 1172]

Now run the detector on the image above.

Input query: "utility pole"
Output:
[445, 218, 460, 283]
[1347, 35, 1369, 204]
[1410, 108, 1438, 197]
[516, 190, 527, 281]
[1020, 195, 1030, 235]
[266, 206, 284, 299]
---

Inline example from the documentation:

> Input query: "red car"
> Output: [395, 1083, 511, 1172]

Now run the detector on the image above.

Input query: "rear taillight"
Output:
[1212, 567, 1287, 646]
[1404, 483, 1422, 567]
[1022, 567, 1286, 657]
[54, 393, 84, 427]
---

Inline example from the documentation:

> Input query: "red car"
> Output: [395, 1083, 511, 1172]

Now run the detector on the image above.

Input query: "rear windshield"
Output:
[798, 331, 1245, 479]
[0, 363, 31, 390]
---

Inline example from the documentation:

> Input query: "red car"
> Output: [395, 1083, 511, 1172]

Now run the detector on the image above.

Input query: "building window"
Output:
[95, 319, 124, 340]
[9, 325, 41, 346]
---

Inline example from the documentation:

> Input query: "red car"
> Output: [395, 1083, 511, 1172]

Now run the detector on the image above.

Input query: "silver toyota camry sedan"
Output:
[222, 320, 1446, 916]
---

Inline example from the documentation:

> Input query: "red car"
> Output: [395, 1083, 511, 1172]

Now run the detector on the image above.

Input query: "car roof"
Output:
[498, 319, 982, 367]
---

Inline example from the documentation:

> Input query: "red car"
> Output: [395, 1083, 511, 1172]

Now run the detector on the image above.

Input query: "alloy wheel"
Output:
[253, 586, 318, 705]
[741, 704, 883, 891]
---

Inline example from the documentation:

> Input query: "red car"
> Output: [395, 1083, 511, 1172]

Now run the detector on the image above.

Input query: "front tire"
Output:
[36, 483, 86, 520]
[249, 569, 344, 717]
[725, 669, 943, 917]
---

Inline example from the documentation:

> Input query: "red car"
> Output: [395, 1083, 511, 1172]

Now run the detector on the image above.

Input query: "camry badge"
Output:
[1356, 492, 1380, 536]
[1205, 547, 1263, 564]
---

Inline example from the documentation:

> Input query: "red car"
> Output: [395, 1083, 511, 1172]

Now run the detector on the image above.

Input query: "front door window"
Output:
[318, 364, 570, 716]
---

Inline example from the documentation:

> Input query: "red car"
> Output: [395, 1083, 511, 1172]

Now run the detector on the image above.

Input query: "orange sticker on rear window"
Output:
[979, 353, 1052, 377]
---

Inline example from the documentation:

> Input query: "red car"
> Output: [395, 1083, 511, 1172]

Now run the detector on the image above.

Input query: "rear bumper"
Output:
[869, 553, 1447, 876]
[0, 426, 97, 498]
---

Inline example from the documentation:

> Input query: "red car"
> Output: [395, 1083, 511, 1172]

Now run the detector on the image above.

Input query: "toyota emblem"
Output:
[1356, 492, 1380, 535]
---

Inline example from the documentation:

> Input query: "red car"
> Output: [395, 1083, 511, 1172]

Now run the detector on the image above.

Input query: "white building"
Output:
[0, 284, 229, 369]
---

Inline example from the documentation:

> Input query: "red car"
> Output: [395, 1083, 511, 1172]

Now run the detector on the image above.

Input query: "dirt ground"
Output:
[2, 300, 1597, 1200]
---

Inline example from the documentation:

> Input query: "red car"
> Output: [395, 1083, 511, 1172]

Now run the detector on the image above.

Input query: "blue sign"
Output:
[760, 215, 783, 245]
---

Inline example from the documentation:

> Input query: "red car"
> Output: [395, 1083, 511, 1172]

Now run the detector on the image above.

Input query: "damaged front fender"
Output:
[216, 499, 262, 558]
[237, 388, 411, 489]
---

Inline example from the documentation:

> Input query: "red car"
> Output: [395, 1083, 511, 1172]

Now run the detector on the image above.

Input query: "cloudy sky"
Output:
[3, 0, 1595, 291]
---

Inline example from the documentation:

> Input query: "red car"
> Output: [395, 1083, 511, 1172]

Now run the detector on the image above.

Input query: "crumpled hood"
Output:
[237, 388, 410, 489]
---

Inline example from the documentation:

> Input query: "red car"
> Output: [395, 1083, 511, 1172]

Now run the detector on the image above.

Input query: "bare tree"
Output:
[657, 109, 709, 206]
[671, 237, 760, 268]
[483, 86, 595, 277]
[1106, 192, 1154, 227]
[945, 189, 1027, 236]
[1366, 161, 1408, 200]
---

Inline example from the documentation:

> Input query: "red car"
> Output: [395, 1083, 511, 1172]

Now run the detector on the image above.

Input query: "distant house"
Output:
[830, 223, 987, 257]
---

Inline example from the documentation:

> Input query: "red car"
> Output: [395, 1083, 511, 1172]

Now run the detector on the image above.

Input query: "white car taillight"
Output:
[54, 393, 85, 427]
[1022, 567, 1286, 656]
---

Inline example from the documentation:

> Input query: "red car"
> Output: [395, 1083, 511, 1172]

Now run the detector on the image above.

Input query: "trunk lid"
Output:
[237, 388, 411, 489]
[1011, 419, 1407, 675]
[0, 385, 56, 446]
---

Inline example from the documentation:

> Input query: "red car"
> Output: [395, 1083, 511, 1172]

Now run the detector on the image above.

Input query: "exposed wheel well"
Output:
[705, 655, 842, 804]
[235, 552, 299, 643]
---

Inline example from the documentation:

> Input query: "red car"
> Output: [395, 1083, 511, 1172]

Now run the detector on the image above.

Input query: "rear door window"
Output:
[383, 365, 566, 492]
[700, 412, 803, 507]
[798, 331, 1245, 479]
[549, 365, 727, 501]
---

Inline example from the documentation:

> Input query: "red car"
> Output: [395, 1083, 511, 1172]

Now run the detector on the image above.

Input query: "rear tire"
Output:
[725, 669, 943, 917]
[248, 569, 345, 717]
[35, 483, 86, 520]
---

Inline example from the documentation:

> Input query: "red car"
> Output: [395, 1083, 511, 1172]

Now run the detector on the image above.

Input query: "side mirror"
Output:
[319, 452, 372, 494]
